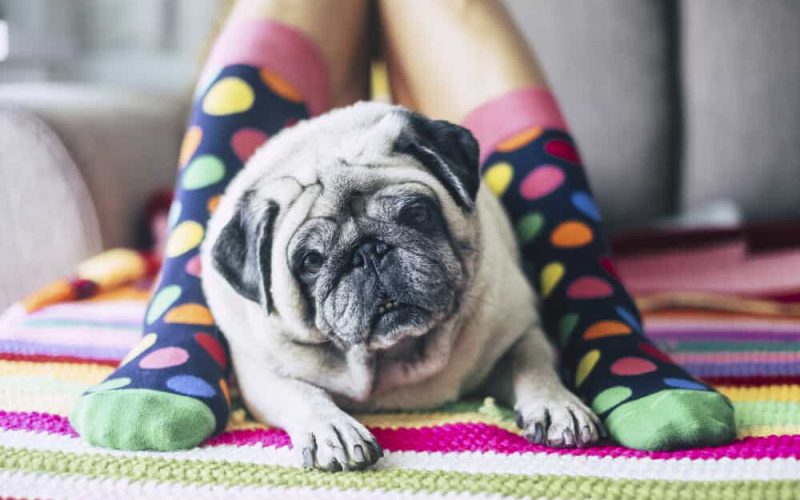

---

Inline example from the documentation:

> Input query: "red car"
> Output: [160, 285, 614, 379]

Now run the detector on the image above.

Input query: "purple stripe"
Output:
[0, 339, 127, 360]
[647, 330, 800, 342]
[30, 301, 146, 323]
[684, 361, 800, 377]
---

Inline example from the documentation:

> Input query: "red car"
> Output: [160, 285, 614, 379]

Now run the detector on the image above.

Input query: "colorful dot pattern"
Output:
[86, 63, 313, 435]
[480, 127, 717, 417]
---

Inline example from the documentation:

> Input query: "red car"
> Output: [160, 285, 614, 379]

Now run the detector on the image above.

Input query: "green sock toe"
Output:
[70, 389, 216, 451]
[601, 389, 736, 451]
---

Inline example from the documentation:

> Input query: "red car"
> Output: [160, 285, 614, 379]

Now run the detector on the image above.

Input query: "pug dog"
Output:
[201, 102, 602, 472]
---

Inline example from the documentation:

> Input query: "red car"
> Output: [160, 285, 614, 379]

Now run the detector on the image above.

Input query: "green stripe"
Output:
[735, 401, 800, 427]
[669, 341, 800, 353]
[0, 446, 797, 499]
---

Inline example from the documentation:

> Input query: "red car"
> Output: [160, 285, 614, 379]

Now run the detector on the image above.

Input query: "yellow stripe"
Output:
[0, 391, 79, 415]
[0, 360, 112, 384]
[358, 412, 520, 433]
[738, 425, 800, 438]
[718, 385, 800, 402]
[225, 410, 521, 434]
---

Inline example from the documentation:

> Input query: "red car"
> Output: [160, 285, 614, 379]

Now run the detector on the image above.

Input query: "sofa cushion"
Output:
[681, 0, 800, 220]
[0, 83, 186, 249]
[505, 0, 679, 229]
[0, 106, 102, 309]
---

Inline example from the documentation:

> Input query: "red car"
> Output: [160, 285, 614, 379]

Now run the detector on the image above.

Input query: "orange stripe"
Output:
[494, 127, 543, 152]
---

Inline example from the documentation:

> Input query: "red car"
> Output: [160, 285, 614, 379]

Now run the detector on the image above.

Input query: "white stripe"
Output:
[0, 470, 519, 500]
[1, 429, 798, 481]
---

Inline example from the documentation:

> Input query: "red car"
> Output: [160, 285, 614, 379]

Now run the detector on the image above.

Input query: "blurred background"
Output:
[0, 0, 218, 90]
[0, 0, 799, 307]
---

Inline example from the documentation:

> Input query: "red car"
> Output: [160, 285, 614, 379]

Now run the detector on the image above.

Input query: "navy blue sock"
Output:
[71, 17, 331, 451]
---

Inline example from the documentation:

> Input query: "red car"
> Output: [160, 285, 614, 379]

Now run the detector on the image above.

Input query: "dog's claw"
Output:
[533, 423, 545, 444]
[563, 428, 575, 447]
[302, 447, 314, 469]
[292, 415, 382, 472]
[370, 440, 384, 459]
[579, 425, 592, 447]
[515, 392, 601, 449]
[325, 459, 342, 472]
[353, 444, 365, 463]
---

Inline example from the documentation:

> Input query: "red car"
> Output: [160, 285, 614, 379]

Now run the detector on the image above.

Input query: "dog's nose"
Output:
[352, 240, 391, 267]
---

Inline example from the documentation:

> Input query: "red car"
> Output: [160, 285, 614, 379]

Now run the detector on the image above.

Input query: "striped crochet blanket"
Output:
[1, 282, 799, 499]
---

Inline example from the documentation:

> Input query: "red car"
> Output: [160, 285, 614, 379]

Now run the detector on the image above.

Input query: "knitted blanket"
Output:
[1, 283, 799, 499]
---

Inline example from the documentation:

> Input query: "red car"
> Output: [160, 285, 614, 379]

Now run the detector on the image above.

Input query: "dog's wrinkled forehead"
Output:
[254, 103, 408, 188]
[246, 101, 480, 213]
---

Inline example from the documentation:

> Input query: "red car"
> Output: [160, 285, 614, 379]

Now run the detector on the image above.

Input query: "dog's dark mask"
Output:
[212, 112, 480, 350]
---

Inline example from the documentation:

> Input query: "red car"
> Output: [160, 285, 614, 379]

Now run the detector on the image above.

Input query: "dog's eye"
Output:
[301, 252, 324, 274]
[400, 202, 430, 226]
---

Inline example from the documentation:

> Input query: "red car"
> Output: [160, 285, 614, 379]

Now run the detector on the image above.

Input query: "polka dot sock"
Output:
[464, 88, 736, 450]
[70, 19, 331, 451]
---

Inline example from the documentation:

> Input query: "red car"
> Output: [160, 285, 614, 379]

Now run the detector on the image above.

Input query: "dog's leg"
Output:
[234, 352, 382, 471]
[510, 326, 604, 447]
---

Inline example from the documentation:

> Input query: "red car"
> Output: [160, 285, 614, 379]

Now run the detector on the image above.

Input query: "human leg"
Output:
[71, 0, 370, 451]
[378, 0, 735, 450]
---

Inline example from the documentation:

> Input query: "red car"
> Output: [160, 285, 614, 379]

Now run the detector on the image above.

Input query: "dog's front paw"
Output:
[515, 390, 605, 448]
[292, 413, 383, 472]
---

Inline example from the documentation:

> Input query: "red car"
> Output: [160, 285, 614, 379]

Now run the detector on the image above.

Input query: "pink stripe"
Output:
[645, 319, 800, 332]
[672, 352, 800, 364]
[371, 424, 800, 460]
[0, 411, 78, 437]
[616, 242, 800, 296]
[4, 411, 798, 460]
[206, 428, 292, 448]
[462, 87, 568, 164]
[201, 18, 330, 116]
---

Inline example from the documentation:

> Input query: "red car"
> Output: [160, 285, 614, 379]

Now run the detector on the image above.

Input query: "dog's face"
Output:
[287, 181, 466, 350]
[208, 103, 481, 368]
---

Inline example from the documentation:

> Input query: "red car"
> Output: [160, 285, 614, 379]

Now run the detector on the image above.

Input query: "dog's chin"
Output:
[367, 303, 432, 351]
[368, 311, 459, 397]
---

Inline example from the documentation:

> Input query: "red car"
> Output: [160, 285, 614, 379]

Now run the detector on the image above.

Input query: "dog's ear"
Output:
[394, 112, 481, 210]
[211, 198, 279, 313]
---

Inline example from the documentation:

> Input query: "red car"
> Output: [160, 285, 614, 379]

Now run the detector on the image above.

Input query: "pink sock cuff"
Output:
[199, 19, 330, 116]
[462, 87, 569, 164]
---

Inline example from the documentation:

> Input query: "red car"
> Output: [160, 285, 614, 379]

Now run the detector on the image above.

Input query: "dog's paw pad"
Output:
[294, 415, 382, 472]
[515, 391, 604, 448]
